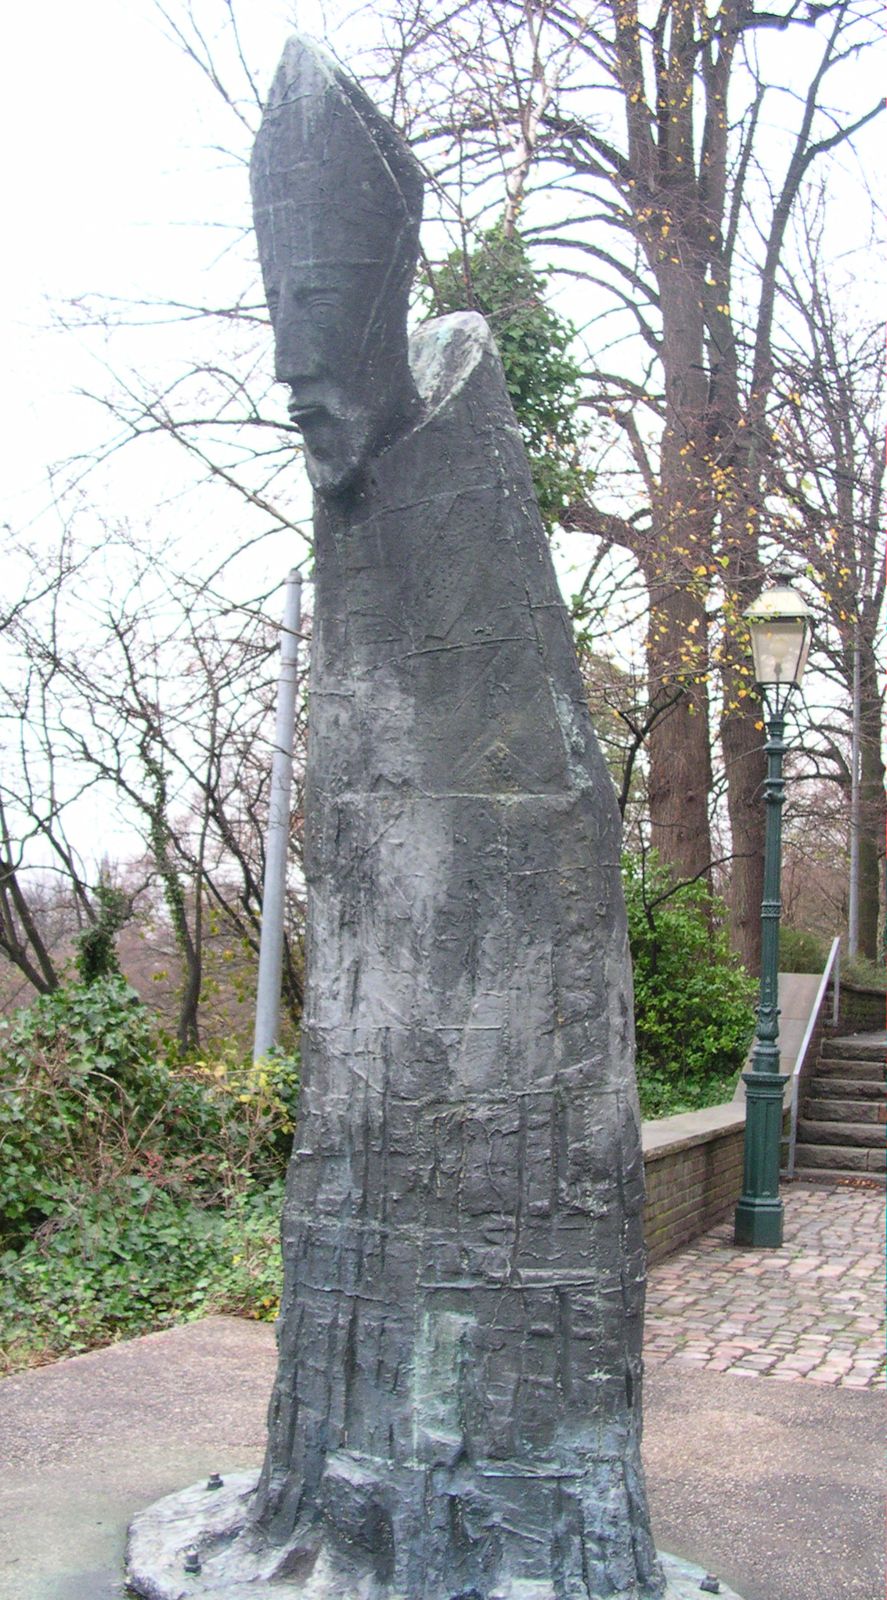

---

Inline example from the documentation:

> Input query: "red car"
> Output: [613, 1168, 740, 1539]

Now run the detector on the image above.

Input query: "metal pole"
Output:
[254, 570, 302, 1061]
[734, 696, 790, 1248]
[847, 622, 861, 957]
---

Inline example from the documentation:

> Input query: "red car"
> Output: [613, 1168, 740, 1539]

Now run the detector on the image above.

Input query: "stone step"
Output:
[821, 1038, 885, 1064]
[792, 1141, 885, 1174]
[814, 1059, 885, 1083]
[797, 1117, 884, 1148]
[803, 1097, 885, 1125]
[790, 1166, 886, 1189]
[809, 1076, 887, 1100]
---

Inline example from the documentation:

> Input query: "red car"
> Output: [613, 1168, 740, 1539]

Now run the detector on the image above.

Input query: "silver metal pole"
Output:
[254, 570, 302, 1061]
[847, 622, 861, 957]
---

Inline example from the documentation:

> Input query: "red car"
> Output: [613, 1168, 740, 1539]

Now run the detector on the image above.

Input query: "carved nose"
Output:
[273, 288, 319, 385]
[274, 338, 317, 388]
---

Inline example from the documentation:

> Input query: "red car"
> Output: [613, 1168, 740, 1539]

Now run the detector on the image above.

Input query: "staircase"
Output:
[793, 1033, 886, 1185]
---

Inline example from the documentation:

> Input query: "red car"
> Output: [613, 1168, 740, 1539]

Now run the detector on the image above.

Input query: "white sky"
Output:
[2, 0, 881, 539]
[1, 2, 301, 537]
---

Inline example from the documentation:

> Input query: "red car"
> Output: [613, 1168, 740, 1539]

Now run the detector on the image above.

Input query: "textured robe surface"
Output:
[254, 312, 662, 1600]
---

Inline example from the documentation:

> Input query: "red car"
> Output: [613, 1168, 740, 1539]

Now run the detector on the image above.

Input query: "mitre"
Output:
[250, 33, 424, 281]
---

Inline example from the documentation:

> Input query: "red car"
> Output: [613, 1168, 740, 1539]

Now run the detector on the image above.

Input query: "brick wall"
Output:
[834, 982, 885, 1035]
[642, 1107, 745, 1265]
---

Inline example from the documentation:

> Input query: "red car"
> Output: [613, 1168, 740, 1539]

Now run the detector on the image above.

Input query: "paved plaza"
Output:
[645, 1180, 885, 1388]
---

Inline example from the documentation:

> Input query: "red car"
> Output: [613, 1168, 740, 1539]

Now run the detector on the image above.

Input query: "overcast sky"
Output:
[2, 0, 881, 547]
[1, 1, 302, 540]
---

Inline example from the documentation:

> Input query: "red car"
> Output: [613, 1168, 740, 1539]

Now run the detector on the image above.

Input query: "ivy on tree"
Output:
[75, 878, 131, 985]
[428, 225, 591, 533]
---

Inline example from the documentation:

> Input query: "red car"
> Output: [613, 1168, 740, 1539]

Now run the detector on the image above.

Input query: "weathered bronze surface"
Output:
[127, 34, 664, 1600]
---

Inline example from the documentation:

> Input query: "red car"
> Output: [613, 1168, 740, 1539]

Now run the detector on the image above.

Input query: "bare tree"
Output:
[27, 0, 883, 983]
[767, 219, 885, 958]
[1, 518, 308, 1042]
[351, 0, 881, 967]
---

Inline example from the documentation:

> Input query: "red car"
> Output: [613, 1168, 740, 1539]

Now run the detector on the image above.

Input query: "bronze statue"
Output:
[127, 35, 665, 1600]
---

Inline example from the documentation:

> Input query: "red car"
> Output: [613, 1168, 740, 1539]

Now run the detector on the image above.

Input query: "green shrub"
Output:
[187, 1049, 300, 1194]
[841, 952, 887, 992]
[429, 224, 592, 531]
[204, 1181, 284, 1321]
[0, 1180, 222, 1366]
[0, 978, 296, 1370]
[0, 1177, 285, 1371]
[0, 977, 224, 1249]
[623, 854, 756, 1119]
[778, 928, 886, 990]
[0, 852, 761, 1367]
[779, 926, 827, 973]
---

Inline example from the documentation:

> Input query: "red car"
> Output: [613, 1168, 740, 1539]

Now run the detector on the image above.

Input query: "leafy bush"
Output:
[1, 854, 761, 1367]
[778, 929, 886, 991]
[0, 977, 223, 1249]
[0, 1178, 285, 1371]
[841, 952, 887, 992]
[0, 1181, 222, 1367]
[429, 225, 592, 531]
[623, 855, 757, 1119]
[0, 978, 296, 1370]
[203, 1181, 284, 1321]
[779, 926, 827, 972]
[187, 1049, 300, 1194]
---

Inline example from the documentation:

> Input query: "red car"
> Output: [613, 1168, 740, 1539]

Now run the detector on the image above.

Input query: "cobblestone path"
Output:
[643, 1182, 885, 1388]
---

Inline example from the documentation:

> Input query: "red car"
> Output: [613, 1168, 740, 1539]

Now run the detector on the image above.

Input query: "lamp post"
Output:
[734, 579, 814, 1248]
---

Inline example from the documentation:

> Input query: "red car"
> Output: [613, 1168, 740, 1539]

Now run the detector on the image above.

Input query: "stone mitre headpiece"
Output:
[250, 34, 424, 297]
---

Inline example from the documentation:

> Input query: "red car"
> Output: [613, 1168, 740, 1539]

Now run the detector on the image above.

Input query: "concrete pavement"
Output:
[0, 1318, 275, 1600]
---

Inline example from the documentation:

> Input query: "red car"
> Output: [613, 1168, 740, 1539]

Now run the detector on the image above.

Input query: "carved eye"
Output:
[302, 291, 340, 314]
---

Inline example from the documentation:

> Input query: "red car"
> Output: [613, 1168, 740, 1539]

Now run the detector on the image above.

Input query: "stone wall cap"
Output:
[642, 1102, 745, 1161]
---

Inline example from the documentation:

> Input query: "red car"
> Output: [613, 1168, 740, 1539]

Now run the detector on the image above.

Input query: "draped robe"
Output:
[249, 311, 663, 1600]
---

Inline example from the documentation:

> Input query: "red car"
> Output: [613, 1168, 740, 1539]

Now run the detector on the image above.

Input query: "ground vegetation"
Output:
[0, 974, 296, 1371]
[0, 848, 757, 1368]
[624, 852, 756, 1116]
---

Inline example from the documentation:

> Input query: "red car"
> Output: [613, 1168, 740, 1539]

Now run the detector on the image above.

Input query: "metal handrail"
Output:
[783, 935, 841, 1179]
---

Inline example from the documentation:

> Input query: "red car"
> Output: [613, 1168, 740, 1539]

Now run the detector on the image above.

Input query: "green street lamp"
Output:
[734, 579, 814, 1248]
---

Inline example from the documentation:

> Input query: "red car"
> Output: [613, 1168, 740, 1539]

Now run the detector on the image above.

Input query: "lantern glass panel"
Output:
[748, 616, 811, 687]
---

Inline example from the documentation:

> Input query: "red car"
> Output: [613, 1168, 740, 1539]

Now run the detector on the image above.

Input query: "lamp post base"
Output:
[734, 1193, 784, 1248]
[733, 1068, 788, 1248]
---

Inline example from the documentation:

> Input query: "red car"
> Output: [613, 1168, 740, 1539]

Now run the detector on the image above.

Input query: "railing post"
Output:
[782, 936, 841, 1182]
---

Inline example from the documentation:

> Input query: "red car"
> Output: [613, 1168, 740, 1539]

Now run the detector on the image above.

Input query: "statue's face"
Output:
[267, 258, 392, 496]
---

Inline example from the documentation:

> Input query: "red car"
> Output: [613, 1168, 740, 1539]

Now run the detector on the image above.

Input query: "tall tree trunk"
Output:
[858, 645, 885, 961]
[718, 510, 767, 975]
[644, 259, 715, 884]
[721, 693, 766, 974]
[646, 589, 713, 883]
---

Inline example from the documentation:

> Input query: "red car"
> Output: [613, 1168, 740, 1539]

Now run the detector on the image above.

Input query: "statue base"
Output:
[126, 1473, 746, 1600]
